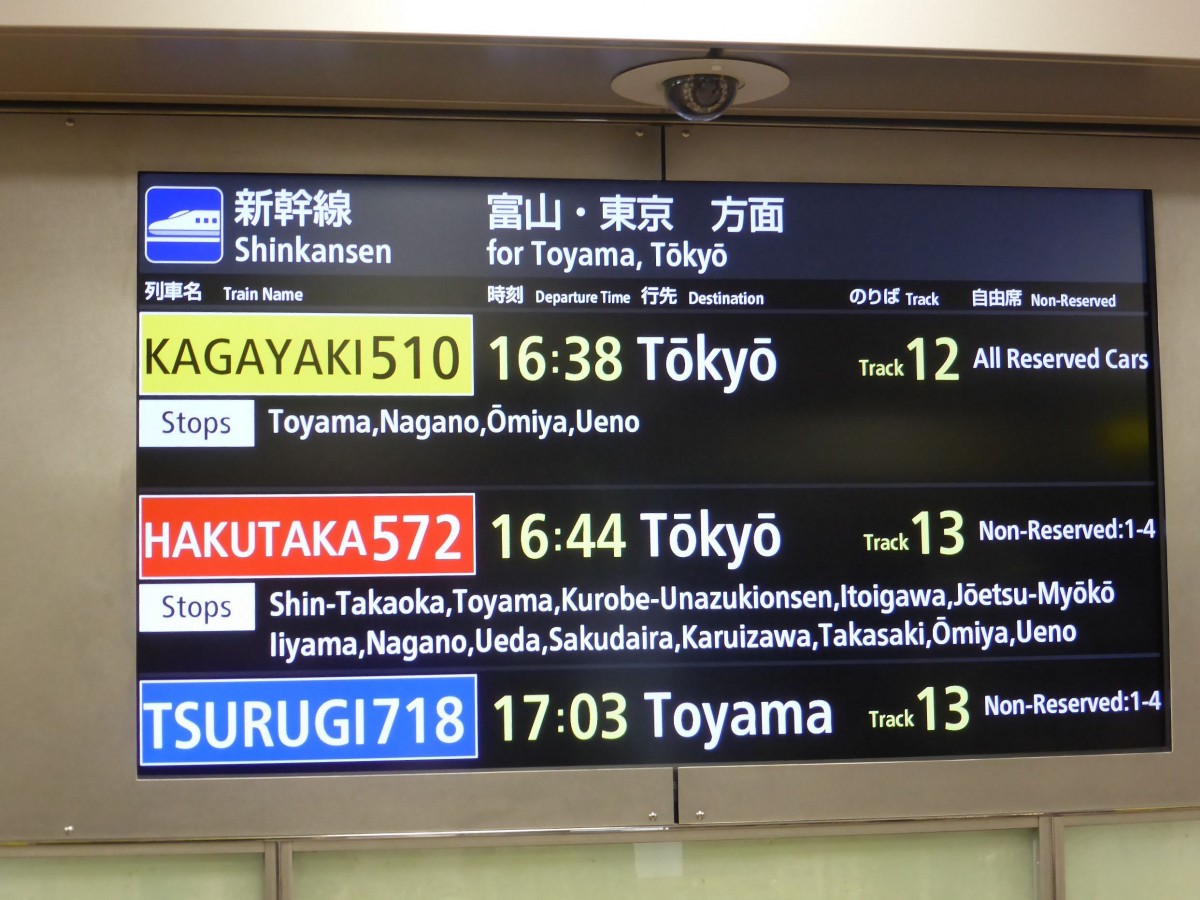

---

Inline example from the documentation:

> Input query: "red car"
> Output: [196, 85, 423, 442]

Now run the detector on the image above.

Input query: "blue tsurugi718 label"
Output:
[139, 674, 478, 765]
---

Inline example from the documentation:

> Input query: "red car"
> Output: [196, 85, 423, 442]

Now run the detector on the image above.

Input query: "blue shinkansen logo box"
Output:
[144, 186, 224, 264]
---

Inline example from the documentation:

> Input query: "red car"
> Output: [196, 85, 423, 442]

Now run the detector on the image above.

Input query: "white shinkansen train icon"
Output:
[146, 209, 221, 240]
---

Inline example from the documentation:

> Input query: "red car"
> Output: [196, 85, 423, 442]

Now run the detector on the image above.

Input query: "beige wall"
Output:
[3, 0, 1200, 60]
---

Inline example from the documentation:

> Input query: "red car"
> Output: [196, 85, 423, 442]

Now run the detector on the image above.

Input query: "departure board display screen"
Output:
[136, 174, 1167, 775]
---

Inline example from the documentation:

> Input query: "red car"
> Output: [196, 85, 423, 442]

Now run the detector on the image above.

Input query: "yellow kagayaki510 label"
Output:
[139, 312, 473, 396]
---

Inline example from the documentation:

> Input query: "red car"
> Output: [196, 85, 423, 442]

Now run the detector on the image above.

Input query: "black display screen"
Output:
[136, 174, 1167, 775]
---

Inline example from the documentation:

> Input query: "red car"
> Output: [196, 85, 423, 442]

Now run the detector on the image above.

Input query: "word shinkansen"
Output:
[234, 235, 393, 265]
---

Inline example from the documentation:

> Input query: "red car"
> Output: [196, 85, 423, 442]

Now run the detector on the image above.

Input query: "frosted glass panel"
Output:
[1065, 818, 1200, 899]
[294, 830, 1035, 900]
[0, 853, 262, 900]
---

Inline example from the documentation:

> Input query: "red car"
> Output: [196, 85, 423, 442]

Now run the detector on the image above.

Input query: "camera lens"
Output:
[663, 74, 738, 122]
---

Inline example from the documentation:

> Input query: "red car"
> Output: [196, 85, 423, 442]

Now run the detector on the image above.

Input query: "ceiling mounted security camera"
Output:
[612, 57, 789, 122]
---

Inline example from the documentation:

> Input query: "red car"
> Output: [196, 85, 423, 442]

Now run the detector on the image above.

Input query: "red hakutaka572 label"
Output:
[139, 493, 475, 579]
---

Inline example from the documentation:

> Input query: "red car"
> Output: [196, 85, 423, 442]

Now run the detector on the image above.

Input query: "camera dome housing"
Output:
[663, 73, 739, 122]
[612, 58, 789, 122]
